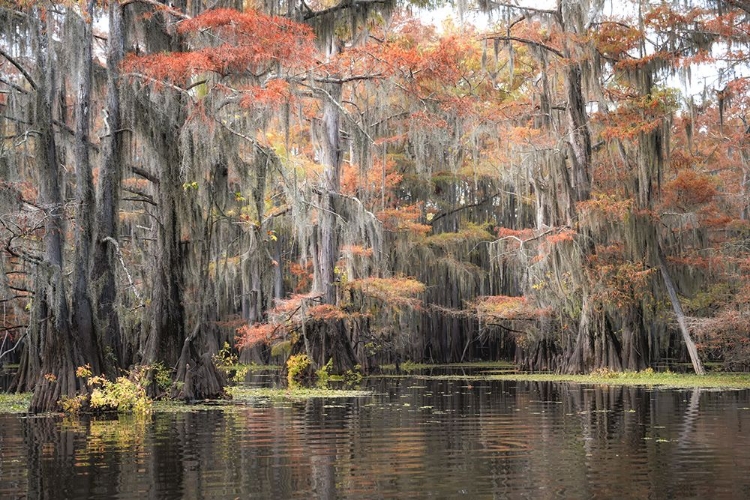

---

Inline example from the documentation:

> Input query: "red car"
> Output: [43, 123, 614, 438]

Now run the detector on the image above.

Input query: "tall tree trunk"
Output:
[172, 169, 225, 400]
[565, 64, 592, 203]
[620, 305, 649, 372]
[318, 79, 342, 305]
[29, 8, 89, 413]
[72, 0, 103, 376]
[141, 125, 185, 378]
[92, 0, 125, 371]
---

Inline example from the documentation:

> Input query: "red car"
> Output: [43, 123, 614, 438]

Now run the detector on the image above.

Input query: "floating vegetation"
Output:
[0, 393, 32, 413]
[219, 363, 282, 384]
[377, 361, 516, 372]
[228, 386, 372, 403]
[485, 370, 750, 389]
[369, 364, 750, 389]
[152, 400, 235, 413]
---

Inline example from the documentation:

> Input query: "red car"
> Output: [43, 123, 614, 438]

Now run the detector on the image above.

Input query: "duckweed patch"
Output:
[378, 361, 515, 372]
[486, 370, 750, 389]
[228, 386, 371, 403]
[152, 400, 234, 413]
[0, 392, 31, 413]
[370, 366, 750, 389]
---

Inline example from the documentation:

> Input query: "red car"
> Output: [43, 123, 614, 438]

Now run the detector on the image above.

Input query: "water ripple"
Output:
[2, 379, 750, 498]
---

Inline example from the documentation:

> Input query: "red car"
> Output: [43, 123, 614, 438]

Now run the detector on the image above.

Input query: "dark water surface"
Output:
[2, 374, 750, 499]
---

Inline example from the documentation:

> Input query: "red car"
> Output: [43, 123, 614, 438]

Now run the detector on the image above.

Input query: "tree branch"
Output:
[131, 165, 159, 184]
[0, 76, 29, 94]
[482, 35, 565, 59]
[725, 0, 750, 15]
[120, 0, 190, 19]
[0, 48, 37, 90]
[315, 74, 384, 84]
[123, 196, 157, 206]
[481, 1, 559, 18]
[102, 236, 143, 306]
[431, 192, 504, 225]
[303, 0, 390, 21]
[0, 331, 27, 361]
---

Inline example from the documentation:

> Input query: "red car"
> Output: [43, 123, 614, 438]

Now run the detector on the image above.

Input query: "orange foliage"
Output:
[122, 177, 150, 191]
[306, 304, 349, 321]
[409, 111, 449, 131]
[239, 79, 292, 109]
[592, 21, 641, 59]
[236, 322, 279, 349]
[348, 276, 425, 309]
[577, 194, 633, 222]
[470, 295, 549, 321]
[667, 255, 723, 271]
[342, 245, 374, 258]
[124, 8, 315, 84]
[495, 227, 535, 240]
[340, 158, 402, 198]
[662, 170, 717, 209]
[545, 228, 576, 245]
[289, 261, 313, 293]
[697, 309, 750, 371]
[597, 90, 677, 141]
[589, 259, 656, 308]
[377, 204, 431, 235]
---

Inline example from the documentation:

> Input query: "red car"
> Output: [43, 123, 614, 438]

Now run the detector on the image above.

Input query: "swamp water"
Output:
[2, 370, 750, 499]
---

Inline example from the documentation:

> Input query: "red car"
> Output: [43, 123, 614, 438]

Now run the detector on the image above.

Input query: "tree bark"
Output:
[72, 0, 103, 376]
[318, 79, 342, 305]
[29, 8, 90, 413]
[565, 64, 592, 203]
[92, 0, 125, 370]
[172, 173, 225, 400]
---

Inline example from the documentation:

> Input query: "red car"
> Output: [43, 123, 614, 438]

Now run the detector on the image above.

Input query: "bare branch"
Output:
[120, 0, 190, 20]
[482, 35, 565, 59]
[0, 331, 27, 361]
[131, 165, 160, 185]
[481, 1, 559, 18]
[303, 0, 390, 21]
[431, 192, 505, 225]
[0, 76, 28, 94]
[0, 48, 37, 90]
[102, 236, 143, 306]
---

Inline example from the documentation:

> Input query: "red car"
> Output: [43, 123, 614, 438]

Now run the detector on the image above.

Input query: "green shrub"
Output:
[88, 375, 152, 414]
[316, 359, 333, 387]
[212, 342, 238, 368]
[287, 354, 312, 387]
[343, 364, 364, 385]
[67, 365, 153, 415]
[271, 341, 292, 358]
[151, 362, 173, 393]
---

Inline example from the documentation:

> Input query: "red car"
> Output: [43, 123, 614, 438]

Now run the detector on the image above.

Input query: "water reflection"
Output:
[2, 379, 750, 498]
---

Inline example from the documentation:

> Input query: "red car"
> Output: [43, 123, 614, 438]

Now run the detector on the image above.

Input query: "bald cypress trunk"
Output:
[91, 0, 125, 370]
[318, 79, 342, 306]
[29, 9, 90, 413]
[140, 115, 185, 380]
[172, 167, 225, 400]
[72, 0, 104, 376]
[566, 64, 592, 203]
